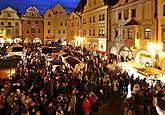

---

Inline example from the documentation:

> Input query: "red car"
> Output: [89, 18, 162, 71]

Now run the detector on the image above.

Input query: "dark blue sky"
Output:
[0, 0, 80, 15]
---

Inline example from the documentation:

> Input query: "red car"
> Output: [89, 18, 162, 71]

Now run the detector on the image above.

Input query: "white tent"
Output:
[33, 38, 41, 43]
[24, 38, 31, 44]
[0, 38, 5, 43]
[14, 38, 22, 43]
[5, 38, 13, 43]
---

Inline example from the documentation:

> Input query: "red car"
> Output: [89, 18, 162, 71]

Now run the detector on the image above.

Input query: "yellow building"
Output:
[0, 7, 22, 44]
[66, 0, 108, 51]
[22, 6, 44, 44]
[66, 12, 81, 46]
[109, 0, 156, 64]
[44, 4, 68, 45]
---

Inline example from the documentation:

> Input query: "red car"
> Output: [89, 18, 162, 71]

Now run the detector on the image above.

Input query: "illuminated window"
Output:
[128, 29, 133, 39]
[144, 28, 151, 39]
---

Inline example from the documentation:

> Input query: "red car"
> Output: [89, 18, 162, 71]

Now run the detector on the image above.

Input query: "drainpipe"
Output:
[155, 0, 158, 43]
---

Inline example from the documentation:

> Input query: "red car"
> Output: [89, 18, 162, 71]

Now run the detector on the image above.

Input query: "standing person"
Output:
[113, 78, 119, 96]
[83, 98, 90, 115]
[76, 93, 84, 115]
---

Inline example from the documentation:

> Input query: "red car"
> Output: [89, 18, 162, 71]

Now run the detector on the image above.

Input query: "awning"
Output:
[124, 18, 139, 26]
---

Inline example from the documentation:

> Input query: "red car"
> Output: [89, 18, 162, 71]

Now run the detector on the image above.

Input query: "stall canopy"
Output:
[14, 38, 22, 43]
[33, 38, 41, 43]
[0, 38, 5, 43]
[65, 57, 82, 68]
[6, 44, 23, 53]
[50, 59, 64, 65]
[5, 38, 13, 43]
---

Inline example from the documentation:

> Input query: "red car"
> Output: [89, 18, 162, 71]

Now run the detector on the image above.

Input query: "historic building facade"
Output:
[44, 4, 68, 45]
[22, 6, 44, 44]
[109, 0, 156, 65]
[0, 7, 22, 44]
[66, 0, 109, 51]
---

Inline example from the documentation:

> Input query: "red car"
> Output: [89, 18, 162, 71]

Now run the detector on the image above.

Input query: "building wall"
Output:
[66, 0, 108, 51]
[110, 0, 154, 52]
[0, 7, 22, 39]
[44, 4, 68, 45]
[22, 6, 44, 44]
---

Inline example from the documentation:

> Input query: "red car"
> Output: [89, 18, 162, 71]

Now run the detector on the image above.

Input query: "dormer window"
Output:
[48, 14, 51, 17]
[59, 11, 62, 14]
[8, 14, 11, 17]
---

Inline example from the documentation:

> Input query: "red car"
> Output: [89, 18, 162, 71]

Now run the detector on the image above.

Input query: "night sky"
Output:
[0, 0, 80, 15]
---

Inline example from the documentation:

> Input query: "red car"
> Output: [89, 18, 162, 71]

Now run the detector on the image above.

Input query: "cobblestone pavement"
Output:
[96, 96, 123, 115]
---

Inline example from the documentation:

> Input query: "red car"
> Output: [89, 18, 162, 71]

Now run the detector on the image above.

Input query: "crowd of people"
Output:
[0, 44, 164, 115]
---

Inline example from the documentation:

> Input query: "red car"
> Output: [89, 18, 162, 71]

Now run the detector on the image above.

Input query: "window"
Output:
[163, 5, 165, 16]
[15, 22, 19, 26]
[58, 30, 61, 34]
[38, 29, 40, 33]
[63, 30, 65, 34]
[99, 29, 102, 36]
[35, 21, 38, 24]
[83, 19, 87, 24]
[131, 9, 136, 18]
[6, 29, 11, 34]
[93, 30, 95, 36]
[102, 14, 105, 21]
[26, 30, 29, 33]
[72, 23, 74, 27]
[89, 17, 92, 23]
[48, 21, 51, 25]
[71, 31, 74, 36]
[77, 22, 79, 26]
[94, 0, 96, 5]
[89, 3, 91, 7]
[8, 22, 11, 26]
[59, 11, 62, 14]
[1, 22, 4, 25]
[128, 29, 133, 39]
[99, 15, 101, 21]
[144, 28, 151, 39]
[125, 0, 128, 3]
[8, 14, 11, 17]
[15, 29, 19, 34]
[1, 29, 4, 34]
[55, 11, 58, 14]
[48, 14, 51, 17]
[48, 30, 51, 34]
[31, 28, 35, 33]
[102, 28, 105, 36]
[65, 23, 67, 26]
[118, 12, 122, 20]
[60, 22, 63, 26]
[93, 16, 95, 22]
[27, 21, 30, 24]
[115, 29, 119, 38]
[89, 30, 91, 36]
